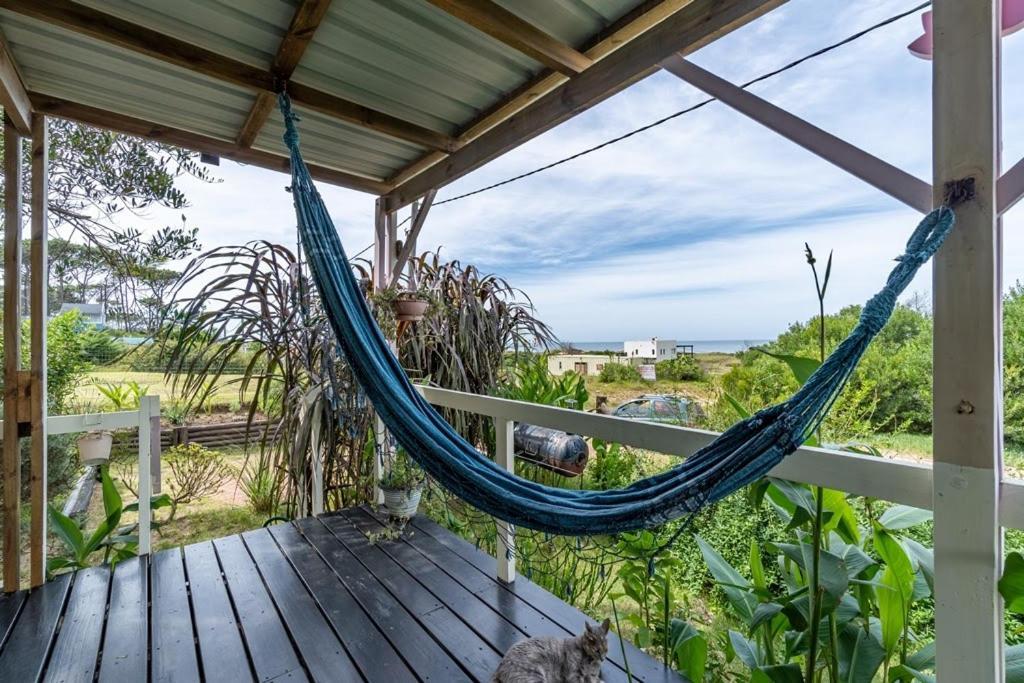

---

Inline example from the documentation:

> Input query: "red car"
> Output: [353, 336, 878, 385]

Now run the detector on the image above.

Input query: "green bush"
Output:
[655, 355, 705, 381]
[79, 327, 127, 365]
[598, 362, 642, 383]
[1005, 284, 1024, 446]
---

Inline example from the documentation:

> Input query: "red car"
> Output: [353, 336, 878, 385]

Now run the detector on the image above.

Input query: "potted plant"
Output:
[379, 447, 425, 520]
[391, 287, 431, 322]
[77, 430, 113, 466]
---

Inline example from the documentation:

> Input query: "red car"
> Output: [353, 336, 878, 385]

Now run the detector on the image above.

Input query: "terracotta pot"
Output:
[78, 431, 113, 466]
[392, 296, 429, 322]
[382, 486, 423, 519]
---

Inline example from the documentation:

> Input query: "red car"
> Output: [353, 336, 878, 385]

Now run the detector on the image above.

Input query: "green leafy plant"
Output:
[656, 355, 705, 382]
[598, 362, 643, 383]
[379, 448, 425, 491]
[48, 466, 170, 575]
[499, 356, 588, 409]
[94, 379, 148, 411]
[240, 457, 284, 517]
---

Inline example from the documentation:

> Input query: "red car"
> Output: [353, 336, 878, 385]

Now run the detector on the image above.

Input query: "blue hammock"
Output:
[278, 94, 955, 536]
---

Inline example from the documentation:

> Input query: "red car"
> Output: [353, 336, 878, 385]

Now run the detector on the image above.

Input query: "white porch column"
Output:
[494, 417, 515, 583]
[28, 113, 48, 587]
[931, 0, 1003, 679]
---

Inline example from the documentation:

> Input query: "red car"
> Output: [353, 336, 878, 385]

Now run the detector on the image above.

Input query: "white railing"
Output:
[415, 385, 1024, 582]
[2, 396, 161, 555]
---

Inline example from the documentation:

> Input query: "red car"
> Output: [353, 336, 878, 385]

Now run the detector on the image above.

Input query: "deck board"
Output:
[98, 556, 148, 683]
[44, 566, 109, 683]
[183, 542, 253, 683]
[151, 548, 200, 682]
[0, 508, 682, 683]
[0, 572, 72, 681]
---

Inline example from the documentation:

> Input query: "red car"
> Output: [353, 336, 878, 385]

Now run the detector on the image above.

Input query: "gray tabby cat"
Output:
[491, 618, 611, 683]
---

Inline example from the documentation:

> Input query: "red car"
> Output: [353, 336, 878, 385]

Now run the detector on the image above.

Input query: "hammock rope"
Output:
[278, 93, 957, 536]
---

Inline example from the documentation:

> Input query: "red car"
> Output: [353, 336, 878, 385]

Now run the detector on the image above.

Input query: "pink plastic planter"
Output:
[908, 1, 1024, 59]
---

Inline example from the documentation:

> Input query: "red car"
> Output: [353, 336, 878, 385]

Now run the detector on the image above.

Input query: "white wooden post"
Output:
[931, 0, 1003, 678]
[137, 396, 158, 555]
[495, 417, 515, 583]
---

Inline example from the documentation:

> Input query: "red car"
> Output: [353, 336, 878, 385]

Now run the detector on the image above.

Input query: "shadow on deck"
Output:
[0, 506, 681, 682]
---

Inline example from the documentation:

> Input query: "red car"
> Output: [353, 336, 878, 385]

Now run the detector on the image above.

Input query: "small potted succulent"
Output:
[77, 430, 113, 466]
[379, 447, 425, 520]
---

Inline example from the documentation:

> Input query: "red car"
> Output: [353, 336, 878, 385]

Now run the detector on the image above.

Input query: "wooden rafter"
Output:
[425, 0, 592, 76]
[0, 27, 30, 135]
[0, 0, 453, 152]
[237, 0, 333, 148]
[999, 156, 1024, 214]
[384, 0, 785, 209]
[30, 94, 392, 195]
[386, 0, 738, 189]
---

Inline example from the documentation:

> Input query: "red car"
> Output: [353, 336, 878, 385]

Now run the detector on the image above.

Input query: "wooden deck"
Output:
[0, 507, 681, 682]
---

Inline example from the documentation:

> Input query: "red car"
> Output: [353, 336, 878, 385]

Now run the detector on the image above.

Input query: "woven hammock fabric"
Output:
[278, 94, 955, 536]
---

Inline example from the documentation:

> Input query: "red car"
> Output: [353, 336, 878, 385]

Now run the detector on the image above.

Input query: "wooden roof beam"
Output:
[237, 0, 333, 148]
[0, 0, 453, 152]
[425, 0, 592, 76]
[384, 0, 786, 209]
[30, 93, 391, 195]
[0, 27, 30, 135]
[385, 1, 744, 189]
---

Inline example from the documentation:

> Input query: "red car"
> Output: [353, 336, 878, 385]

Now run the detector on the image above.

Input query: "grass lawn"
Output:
[75, 370, 249, 411]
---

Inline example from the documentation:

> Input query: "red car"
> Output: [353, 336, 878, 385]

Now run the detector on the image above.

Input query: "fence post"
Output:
[495, 417, 515, 583]
[137, 395, 158, 556]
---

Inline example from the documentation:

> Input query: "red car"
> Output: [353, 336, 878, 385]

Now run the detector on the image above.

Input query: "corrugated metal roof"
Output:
[0, 0, 649, 189]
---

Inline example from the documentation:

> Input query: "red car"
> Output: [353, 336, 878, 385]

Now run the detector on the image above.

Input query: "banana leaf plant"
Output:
[48, 466, 171, 575]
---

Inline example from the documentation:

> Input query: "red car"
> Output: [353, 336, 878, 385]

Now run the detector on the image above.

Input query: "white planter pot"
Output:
[78, 431, 113, 466]
[382, 486, 423, 519]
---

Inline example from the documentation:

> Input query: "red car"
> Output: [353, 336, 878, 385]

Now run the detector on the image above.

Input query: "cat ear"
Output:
[600, 618, 610, 634]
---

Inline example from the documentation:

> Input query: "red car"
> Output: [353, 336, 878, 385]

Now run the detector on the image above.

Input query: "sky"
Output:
[121, 0, 1023, 343]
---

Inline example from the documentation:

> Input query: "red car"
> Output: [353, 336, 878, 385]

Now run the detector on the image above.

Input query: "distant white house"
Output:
[58, 302, 106, 328]
[547, 354, 628, 377]
[624, 338, 676, 362]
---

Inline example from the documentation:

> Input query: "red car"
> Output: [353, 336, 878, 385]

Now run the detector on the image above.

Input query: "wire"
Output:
[418, 2, 931, 210]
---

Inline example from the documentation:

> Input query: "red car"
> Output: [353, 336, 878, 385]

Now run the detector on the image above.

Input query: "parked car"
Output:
[611, 394, 703, 426]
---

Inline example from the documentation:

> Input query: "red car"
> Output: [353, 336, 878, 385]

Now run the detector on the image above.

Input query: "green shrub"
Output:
[80, 327, 127, 365]
[655, 355, 705, 381]
[500, 356, 588, 408]
[598, 362, 642, 383]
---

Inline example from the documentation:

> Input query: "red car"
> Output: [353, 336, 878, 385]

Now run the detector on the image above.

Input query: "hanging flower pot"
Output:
[391, 292, 429, 322]
[381, 485, 423, 520]
[77, 431, 113, 466]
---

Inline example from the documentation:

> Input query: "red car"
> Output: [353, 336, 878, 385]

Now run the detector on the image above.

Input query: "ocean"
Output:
[565, 340, 769, 354]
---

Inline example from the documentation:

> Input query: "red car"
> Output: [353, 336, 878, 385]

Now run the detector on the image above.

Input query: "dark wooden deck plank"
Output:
[0, 572, 72, 680]
[320, 513, 502, 681]
[241, 528, 362, 682]
[151, 547, 200, 683]
[183, 542, 254, 683]
[268, 523, 416, 683]
[350, 509, 631, 683]
[407, 513, 681, 683]
[296, 517, 473, 683]
[213, 534, 308, 683]
[98, 556, 148, 683]
[0, 589, 27, 650]
[44, 566, 110, 683]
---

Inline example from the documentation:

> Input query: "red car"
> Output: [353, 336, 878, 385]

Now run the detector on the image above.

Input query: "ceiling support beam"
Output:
[386, 0, 703, 189]
[0, 0, 453, 152]
[237, 0, 333, 148]
[661, 56, 933, 213]
[998, 155, 1024, 214]
[425, 0, 592, 76]
[0, 28, 30, 135]
[30, 93, 391, 195]
[383, 0, 785, 209]
[390, 189, 437, 288]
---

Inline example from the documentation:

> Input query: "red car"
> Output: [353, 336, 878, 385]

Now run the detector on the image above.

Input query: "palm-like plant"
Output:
[160, 241, 373, 514]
